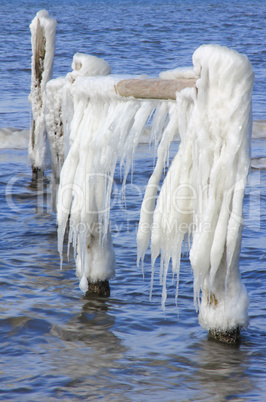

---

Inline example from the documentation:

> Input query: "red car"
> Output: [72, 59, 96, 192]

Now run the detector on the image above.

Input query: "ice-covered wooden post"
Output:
[137, 45, 254, 344]
[44, 59, 196, 298]
[46, 53, 113, 297]
[45, 53, 112, 212]
[112, 49, 253, 344]
[28, 10, 57, 179]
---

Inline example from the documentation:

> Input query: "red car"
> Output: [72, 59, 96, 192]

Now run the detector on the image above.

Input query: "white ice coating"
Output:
[48, 51, 171, 293]
[71, 53, 111, 79]
[45, 77, 66, 210]
[138, 44, 254, 331]
[44, 53, 111, 211]
[56, 73, 172, 291]
[159, 67, 196, 80]
[28, 10, 57, 170]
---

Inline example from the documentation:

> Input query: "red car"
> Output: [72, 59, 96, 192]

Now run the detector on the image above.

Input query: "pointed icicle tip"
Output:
[79, 274, 88, 293]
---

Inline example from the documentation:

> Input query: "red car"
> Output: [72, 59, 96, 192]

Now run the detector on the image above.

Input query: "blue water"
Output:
[0, 1, 266, 400]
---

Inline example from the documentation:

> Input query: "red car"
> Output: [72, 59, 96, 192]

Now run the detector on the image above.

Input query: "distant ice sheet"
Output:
[0, 119, 265, 150]
[251, 157, 266, 169]
[0, 127, 29, 149]
[252, 120, 266, 139]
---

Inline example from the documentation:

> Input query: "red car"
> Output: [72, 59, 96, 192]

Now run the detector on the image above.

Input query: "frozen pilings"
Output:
[28, 10, 57, 178]
[29, 11, 253, 345]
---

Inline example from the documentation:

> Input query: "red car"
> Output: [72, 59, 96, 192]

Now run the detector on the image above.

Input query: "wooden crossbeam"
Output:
[115, 78, 196, 100]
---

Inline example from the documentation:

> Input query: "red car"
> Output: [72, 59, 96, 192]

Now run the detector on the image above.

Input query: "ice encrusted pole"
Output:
[191, 45, 254, 343]
[45, 53, 111, 212]
[137, 45, 254, 343]
[49, 55, 114, 297]
[28, 10, 57, 179]
[56, 75, 157, 297]
[54, 67, 196, 297]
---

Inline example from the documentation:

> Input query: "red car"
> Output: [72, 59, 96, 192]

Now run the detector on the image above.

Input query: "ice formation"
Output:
[70, 53, 111, 79]
[30, 12, 253, 333]
[44, 53, 112, 211]
[28, 10, 57, 170]
[45, 77, 65, 210]
[138, 44, 254, 331]
[55, 74, 173, 292]
[42, 43, 178, 292]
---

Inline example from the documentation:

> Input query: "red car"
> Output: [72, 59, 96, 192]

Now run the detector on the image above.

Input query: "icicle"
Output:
[137, 101, 181, 266]
[45, 77, 66, 211]
[44, 52, 112, 213]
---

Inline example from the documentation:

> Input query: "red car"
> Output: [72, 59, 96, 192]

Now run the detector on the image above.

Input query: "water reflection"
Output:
[194, 338, 253, 400]
[51, 297, 121, 346]
[46, 297, 128, 399]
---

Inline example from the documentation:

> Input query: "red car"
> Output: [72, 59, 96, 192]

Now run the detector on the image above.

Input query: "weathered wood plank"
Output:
[115, 78, 196, 100]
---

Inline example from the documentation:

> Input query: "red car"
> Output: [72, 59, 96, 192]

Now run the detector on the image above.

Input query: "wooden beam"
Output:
[115, 78, 196, 100]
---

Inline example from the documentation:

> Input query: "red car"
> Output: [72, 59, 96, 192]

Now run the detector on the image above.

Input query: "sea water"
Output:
[0, 0, 265, 400]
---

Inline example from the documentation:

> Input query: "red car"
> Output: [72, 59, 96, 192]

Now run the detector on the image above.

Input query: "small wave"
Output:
[0, 127, 29, 149]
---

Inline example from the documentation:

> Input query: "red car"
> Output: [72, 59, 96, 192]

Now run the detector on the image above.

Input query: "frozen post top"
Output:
[70, 53, 111, 80]
[28, 10, 57, 172]
[137, 44, 254, 341]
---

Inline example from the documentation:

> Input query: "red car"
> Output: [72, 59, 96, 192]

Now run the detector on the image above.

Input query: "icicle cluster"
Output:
[138, 44, 254, 331]
[55, 73, 176, 291]
[45, 52, 112, 211]
[28, 10, 57, 170]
